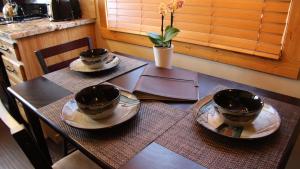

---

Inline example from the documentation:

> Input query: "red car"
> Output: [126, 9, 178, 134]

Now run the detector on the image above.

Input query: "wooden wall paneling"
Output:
[99, 0, 107, 28]
[80, 0, 97, 19]
[283, 0, 300, 63]
[95, 0, 108, 48]
[17, 24, 96, 80]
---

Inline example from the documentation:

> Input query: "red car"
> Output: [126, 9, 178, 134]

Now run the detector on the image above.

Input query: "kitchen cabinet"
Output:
[0, 19, 96, 81]
[0, 19, 96, 142]
[0, 37, 27, 123]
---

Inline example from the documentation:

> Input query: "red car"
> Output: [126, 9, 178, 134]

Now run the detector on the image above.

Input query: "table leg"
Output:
[23, 105, 53, 166]
[6, 91, 27, 125]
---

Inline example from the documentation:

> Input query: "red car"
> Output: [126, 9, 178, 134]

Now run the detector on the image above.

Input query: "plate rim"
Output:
[61, 90, 140, 130]
[69, 55, 120, 73]
[195, 95, 281, 140]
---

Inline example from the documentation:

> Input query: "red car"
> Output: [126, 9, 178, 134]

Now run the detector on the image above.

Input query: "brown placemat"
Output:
[38, 95, 189, 169]
[43, 54, 146, 93]
[156, 87, 300, 169]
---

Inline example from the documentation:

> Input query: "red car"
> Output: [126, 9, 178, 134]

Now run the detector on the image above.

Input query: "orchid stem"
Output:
[161, 15, 164, 38]
[171, 12, 174, 27]
[170, 12, 174, 48]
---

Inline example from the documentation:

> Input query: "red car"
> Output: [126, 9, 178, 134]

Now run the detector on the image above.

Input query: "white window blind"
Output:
[106, 0, 291, 59]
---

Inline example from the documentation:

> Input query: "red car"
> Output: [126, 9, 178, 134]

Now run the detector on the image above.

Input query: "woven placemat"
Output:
[156, 87, 300, 169]
[38, 95, 189, 169]
[43, 54, 146, 93]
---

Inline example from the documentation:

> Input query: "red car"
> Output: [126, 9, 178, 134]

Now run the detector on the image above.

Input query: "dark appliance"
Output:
[48, 0, 81, 21]
[0, 1, 3, 11]
[19, 0, 48, 18]
[0, 0, 48, 25]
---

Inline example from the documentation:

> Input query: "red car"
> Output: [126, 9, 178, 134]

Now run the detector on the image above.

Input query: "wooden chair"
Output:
[0, 109, 102, 169]
[35, 37, 93, 74]
[35, 37, 93, 155]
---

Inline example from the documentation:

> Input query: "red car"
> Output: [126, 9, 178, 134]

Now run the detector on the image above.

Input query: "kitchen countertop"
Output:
[0, 18, 96, 40]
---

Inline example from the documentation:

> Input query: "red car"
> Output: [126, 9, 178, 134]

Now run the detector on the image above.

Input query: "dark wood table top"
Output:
[8, 77, 72, 109]
[120, 143, 206, 169]
[9, 64, 300, 110]
[8, 57, 300, 169]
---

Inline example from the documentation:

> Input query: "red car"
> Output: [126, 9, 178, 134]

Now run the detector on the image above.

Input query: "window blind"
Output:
[106, 0, 291, 59]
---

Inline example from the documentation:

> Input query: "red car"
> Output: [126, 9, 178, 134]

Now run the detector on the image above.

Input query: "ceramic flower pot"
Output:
[153, 45, 174, 69]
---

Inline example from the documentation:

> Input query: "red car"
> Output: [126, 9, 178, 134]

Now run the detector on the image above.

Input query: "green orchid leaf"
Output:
[148, 36, 161, 45]
[162, 41, 170, 48]
[148, 32, 161, 40]
[163, 27, 180, 42]
[148, 32, 163, 46]
[165, 25, 172, 32]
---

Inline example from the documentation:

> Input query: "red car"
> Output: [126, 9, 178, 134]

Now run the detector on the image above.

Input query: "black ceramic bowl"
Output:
[80, 48, 109, 69]
[75, 84, 120, 119]
[213, 89, 264, 126]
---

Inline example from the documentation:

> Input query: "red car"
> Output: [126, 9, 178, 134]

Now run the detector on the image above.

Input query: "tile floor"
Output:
[0, 101, 299, 168]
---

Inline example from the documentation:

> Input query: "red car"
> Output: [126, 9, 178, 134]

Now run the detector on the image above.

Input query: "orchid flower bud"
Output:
[159, 2, 168, 16]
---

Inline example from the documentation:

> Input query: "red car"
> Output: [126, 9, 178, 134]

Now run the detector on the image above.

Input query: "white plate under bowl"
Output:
[69, 54, 120, 73]
[61, 90, 140, 130]
[195, 95, 281, 140]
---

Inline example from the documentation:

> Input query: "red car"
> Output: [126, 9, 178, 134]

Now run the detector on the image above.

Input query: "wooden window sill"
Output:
[100, 28, 299, 79]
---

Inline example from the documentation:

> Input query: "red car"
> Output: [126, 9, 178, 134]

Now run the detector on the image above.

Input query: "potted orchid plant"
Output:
[148, 0, 184, 69]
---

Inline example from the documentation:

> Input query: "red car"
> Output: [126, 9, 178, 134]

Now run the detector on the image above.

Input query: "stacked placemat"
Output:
[38, 94, 188, 169]
[155, 87, 300, 169]
[43, 53, 146, 93]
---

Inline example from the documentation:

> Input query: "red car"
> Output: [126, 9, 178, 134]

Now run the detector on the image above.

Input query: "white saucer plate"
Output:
[61, 90, 140, 130]
[69, 54, 120, 73]
[195, 96, 281, 139]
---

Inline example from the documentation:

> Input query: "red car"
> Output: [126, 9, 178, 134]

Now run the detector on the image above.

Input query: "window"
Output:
[106, 0, 291, 59]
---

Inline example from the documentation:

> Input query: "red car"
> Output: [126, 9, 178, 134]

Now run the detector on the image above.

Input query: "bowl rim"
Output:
[75, 84, 120, 109]
[213, 89, 264, 114]
[80, 48, 108, 58]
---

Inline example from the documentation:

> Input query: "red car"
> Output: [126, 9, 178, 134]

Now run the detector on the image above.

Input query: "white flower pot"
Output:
[153, 45, 174, 69]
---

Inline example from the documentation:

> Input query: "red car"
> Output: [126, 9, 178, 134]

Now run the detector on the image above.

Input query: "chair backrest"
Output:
[1, 111, 52, 169]
[35, 37, 93, 74]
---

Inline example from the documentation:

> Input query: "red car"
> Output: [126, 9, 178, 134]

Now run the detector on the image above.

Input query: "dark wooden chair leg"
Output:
[63, 139, 77, 156]
[63, 139, 68, 156]
[22, 104, 53, 166]
[7, 92, 26, 124]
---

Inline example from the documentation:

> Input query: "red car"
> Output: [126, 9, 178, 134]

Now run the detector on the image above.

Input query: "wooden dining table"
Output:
[7, 53, 300, 169]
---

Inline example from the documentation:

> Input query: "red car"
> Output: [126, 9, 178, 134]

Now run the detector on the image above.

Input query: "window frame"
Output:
[98, 0, 300, 79]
